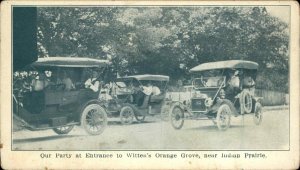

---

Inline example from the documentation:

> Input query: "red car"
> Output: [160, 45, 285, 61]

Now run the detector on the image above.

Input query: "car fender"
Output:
[169, 101, 186, 113]
[77, 99, 106, 121]
[120, 103, 140, 115]
[210, 99, 239, 116]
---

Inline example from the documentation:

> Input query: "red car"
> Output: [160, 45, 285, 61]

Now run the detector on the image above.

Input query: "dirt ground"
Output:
[12, 107, 289, 150]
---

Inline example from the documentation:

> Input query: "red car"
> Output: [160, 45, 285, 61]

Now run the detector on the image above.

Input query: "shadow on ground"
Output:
[13, 134, 82, 144]
[108, 120, 156, 126]
[185, 125, 247, 131]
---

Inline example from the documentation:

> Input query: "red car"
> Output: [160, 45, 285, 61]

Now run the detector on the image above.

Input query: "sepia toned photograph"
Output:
[1, 1, 299, 169]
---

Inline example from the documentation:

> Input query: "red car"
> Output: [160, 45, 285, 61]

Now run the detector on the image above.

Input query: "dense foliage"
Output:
[37, 7, 289, 92]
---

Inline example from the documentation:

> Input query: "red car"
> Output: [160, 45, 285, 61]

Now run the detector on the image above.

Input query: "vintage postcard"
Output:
[1, 0, 299, 169]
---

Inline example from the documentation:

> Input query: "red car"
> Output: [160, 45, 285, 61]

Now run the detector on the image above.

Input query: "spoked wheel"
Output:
[216, 104, 231, 131]
[81, 104, 108, 135]
[253, 102, 263, 125]
[120, 106, 134, 125]
[170, 106, 184, 129]
[53, 125, 74, 135]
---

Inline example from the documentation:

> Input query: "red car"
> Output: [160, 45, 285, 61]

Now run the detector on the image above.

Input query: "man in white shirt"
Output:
[141, 82, 161, 96]
[152, 85, 161, 96]
[228, 70, 240, 89]
[85, 70, 100, 92]
[139, 82, 162, 108]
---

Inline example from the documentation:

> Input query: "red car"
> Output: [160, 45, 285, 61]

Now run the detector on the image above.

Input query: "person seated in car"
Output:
[242, 74, 256, 96]
[31, 71, 49, 91]
[151, 84, 161, 96]
[138, 82, 161, 108]
[84, 70, 102, 99]
[57, 70, 75, 91]
[99, 83, 113, 101]
[30, 72, 49, 113]
[224, 69, 241, 100]
[227, 70, 240, 89]
[242, 75, 255, 88]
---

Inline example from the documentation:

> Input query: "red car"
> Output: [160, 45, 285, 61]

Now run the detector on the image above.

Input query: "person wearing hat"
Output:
[85, 70, 101, 92]
[228, 70, 240, 89]
[225, 69, 241, 101]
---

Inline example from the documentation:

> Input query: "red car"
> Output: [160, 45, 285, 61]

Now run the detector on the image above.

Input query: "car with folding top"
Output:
[100, 74, 170, 125]
[169, 60, 263, 130]
[13, 57, 109, 135]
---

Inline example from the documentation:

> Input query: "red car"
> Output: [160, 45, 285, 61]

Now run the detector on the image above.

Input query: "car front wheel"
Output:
[216, 104, 231, 131]
[81, 104, 108, 135]
[170, 105, 184, 129]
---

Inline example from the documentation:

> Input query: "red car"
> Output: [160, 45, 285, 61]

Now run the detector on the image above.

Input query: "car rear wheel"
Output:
[170, 106, 184, 129]
[216, 104, 231, 131]
[120, 106, 134, 125]
[253, 102, 263, 125]
[81, 104, 107, 135]
[53, 125, 74, 135]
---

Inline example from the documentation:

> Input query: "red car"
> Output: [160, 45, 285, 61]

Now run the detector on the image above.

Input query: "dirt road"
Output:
[13, 108, 289, 150]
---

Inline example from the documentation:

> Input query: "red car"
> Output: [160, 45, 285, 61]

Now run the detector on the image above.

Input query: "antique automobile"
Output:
[169, 60, 263, 131]
[13, 57, 109, 135]
[101, 74, 169, 125]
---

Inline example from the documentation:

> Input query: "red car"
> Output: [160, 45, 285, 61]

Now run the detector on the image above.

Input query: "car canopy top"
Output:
[190, 60, 258, 72]
[31, 57, 109, 68]
[117, 74, 170, 82]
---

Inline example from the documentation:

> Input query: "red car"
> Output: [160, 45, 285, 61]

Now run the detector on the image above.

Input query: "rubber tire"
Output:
[135, 113, 146, 123]
[120, 106, 135, 125]
[53, 125, 74, 135]
[81, 104, 108, 135]
[216, 104, 231, 131]
[170, 106, 185, 129]
[253, 102, 263, 125]
[240, 90, 252, 114]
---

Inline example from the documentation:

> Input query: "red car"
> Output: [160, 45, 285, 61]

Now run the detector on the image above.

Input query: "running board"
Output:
[13, 114, 79, 131]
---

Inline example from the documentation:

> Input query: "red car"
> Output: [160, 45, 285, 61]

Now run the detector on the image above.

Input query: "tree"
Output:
[37, 7, 289, 91]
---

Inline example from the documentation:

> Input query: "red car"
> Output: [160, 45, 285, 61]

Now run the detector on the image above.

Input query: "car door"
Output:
[59, 90, 81, 112]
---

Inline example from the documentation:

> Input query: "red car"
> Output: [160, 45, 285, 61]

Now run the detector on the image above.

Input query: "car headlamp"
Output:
[204, 97, 213, 107]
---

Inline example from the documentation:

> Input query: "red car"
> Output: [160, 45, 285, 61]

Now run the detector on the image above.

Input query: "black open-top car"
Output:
[13, 57, 109, 135]
[102, 74, 169, 125]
